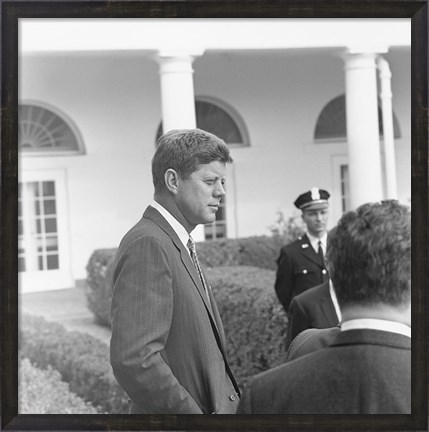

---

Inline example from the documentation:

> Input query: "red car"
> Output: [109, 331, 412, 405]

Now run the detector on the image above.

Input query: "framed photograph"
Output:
[2, 1, 427, 430]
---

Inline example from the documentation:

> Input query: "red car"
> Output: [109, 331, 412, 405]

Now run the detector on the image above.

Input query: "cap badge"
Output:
[311, 187, 320, 200]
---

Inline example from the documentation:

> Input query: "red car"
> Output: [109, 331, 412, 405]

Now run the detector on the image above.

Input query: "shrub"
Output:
[85, 248, 117, 326]
[206, 266, 288, 387]
[19, 356, 98, 414]
[85, 235, 292, 326]
[195, 235, 286, 270]
[19, 314, 129, 414]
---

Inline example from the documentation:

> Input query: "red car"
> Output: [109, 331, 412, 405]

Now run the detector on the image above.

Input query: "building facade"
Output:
[18, 20, 411, 292]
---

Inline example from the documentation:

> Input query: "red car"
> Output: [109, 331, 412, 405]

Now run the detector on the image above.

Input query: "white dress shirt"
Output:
[329, 280, 342, 322]
[307, 232, 328, 255]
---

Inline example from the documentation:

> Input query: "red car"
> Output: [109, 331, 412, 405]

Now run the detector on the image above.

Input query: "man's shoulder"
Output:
[251, 341, 330, 389]
[286, 327, 340, 361]
[118, 207, 169, 248]
[281, 235, 309, 252]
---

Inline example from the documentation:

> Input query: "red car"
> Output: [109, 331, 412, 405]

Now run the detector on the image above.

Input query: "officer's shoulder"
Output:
[282, 236, 304, 251]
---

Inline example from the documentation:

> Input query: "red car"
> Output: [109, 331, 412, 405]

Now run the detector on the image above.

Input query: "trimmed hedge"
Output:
[19, 356, 98, 414]
[85, 235, 290, 326]
[206, 266, 288, 386]
[19, 314, 129, 414]
[85, 248, 116, 326]
[193, 235, 287, 270]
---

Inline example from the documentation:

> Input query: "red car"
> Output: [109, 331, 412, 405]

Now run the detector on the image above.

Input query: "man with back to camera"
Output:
[274, 187, 331, 313]
[110, 128, 240, 414]
[237, 200, 411, 414]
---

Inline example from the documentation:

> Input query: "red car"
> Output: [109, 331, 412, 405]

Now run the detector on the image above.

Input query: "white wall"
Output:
[19, 47, 411, 281]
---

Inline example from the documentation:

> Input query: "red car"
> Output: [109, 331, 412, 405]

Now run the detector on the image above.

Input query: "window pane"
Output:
[34, 200, 41, 215]
[19, 104, 81, 153]
[33, 182, 41, 198]
[46, 236, 58, 252]
[156, 99, 246, 146]
[44, 199, 56, 215]
[45, 218, 57, 233]
[47, 255, 59, 270]
[196, 101, 243, 143]
[36, 218, 42, 234]
[43, 181, 55, 197]
[38, 255, 44, 270]
[18, 258, 26, 272]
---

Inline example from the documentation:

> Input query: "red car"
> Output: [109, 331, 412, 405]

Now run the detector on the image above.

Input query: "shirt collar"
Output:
[306, 231, 327, 252]
[341, 318, 411, 338]
[329, 280, 342, 323]
[151, 201, 190, 251]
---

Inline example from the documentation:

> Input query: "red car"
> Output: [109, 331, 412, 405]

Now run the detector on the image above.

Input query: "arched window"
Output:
[155, 97, 249, 147]
[155, 97, 247, 240]
[19, 102, 85, 156]
[314, 94, 401, 142]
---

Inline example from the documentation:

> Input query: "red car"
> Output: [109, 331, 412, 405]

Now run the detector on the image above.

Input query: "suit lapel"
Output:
[143, 206, 218, 327]
[299, 234, 324, 267]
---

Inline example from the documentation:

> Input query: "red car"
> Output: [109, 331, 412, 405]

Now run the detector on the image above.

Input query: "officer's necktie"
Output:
[187, 236, 211, 304]
[317, 240, 324, 263]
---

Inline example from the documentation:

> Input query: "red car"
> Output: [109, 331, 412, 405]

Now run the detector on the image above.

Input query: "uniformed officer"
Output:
[274, 187, 330, 312]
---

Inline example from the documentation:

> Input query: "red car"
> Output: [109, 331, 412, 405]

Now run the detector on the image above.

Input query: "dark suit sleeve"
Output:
[274, 248, 294, 311]
[286, 296, 311, 347]
[110, 236, 203, 414]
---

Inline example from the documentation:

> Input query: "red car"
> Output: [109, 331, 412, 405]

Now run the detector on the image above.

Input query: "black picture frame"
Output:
[1, 1, 428, 430]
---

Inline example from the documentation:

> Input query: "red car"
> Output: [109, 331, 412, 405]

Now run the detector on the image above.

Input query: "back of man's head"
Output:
[152, 128, 232, 194]
[326, 200, 411, 309]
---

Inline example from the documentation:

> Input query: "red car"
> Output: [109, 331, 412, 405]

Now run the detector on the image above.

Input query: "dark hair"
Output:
[152, 128, 233, 193]
[326, 200, 411, 308]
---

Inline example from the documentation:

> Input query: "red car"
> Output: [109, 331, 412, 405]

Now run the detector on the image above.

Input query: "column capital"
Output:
[341, 51, 378, 71]
[156, 49, 205, 74]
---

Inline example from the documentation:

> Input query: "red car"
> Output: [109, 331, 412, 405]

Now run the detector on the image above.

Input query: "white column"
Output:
[377, 56, 398, 200]
[157, 50, 205, 242]
[343, 51, 384, 208]
[157, 50, 204, 133]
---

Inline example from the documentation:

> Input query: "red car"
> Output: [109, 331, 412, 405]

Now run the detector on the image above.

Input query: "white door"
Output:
[18, 170, 73, 292]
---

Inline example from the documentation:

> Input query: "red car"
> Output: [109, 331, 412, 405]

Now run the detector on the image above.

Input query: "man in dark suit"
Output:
[274, 188, 330, 312]
[286, 280, 340, 346]
[238, 200, 411, 414]
[110, 129, 240, 414]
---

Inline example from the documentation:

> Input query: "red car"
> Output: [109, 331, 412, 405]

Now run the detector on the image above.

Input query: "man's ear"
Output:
[165, 169, 180, 194]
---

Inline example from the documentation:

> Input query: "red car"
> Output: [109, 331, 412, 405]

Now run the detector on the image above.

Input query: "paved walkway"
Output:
[20, 283, 111, 344]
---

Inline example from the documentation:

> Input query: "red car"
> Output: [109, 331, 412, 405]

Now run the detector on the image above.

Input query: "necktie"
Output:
[317, 240, 324, 263]
[187, 236, 211, 304]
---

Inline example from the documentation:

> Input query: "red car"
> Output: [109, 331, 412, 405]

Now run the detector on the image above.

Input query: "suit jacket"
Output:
[274, 234, 330, 312]
[110, 206, 240, 414]
[285, 326, 340, 361]
[286, 280, 339, 346]
[237, 329, 411, 414]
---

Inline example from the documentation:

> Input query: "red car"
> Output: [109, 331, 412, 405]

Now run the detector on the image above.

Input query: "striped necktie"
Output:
[187, 236, 211, 304]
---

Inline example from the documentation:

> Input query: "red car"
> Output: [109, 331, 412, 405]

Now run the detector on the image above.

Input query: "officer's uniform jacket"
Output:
[274, 233, 329, 312]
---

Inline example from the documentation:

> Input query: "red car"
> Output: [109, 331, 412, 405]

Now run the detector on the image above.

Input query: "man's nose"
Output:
[214, 182, 226, 197]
